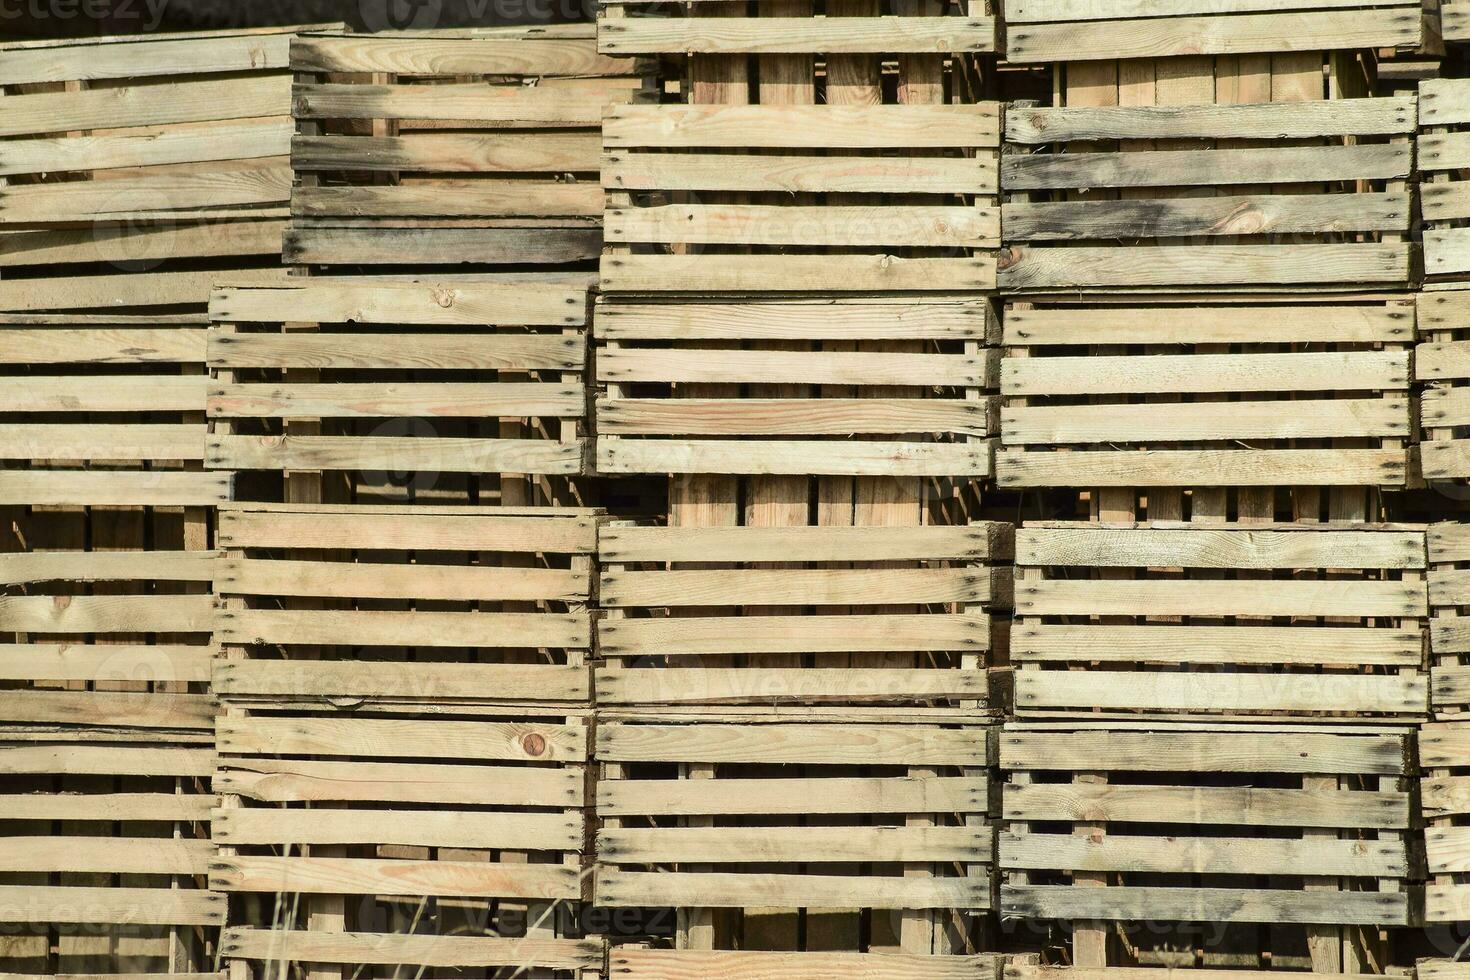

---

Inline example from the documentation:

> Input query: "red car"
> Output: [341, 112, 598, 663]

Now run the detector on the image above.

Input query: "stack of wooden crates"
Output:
[995, 9, 1428, 979]
[591, 2, 1006, 976]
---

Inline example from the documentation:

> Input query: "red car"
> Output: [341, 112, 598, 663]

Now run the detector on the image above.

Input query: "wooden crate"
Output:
[1417, 290, 1470, 479]
[1013, 522, 1428, 722]
[213, 704, 595, 980]
[1421, 722, 1470, 921]
[1000, 723, 1417, 926]
[1420, 79, 1470, 283]
[596, 2, 996, 57]
[288, 25, 651, 272]
[214, 502, 598, 710]
[601, 103, 999, 295]
[1431, 524, 1470, 720]
[0, 542, 216, 732]
[0, 313, 231, 508]
[1003, 0, 1423, 63]
[205, 279, 591, 490]
[596, 715, 996, 962]
[999, 97, 1415, 292]
[996, 297, 1414, 489]
[0, 27, 311, 313]
[0, 734, 219, 974]
[595, 298, 998, 477]
[597, 520, 1009, 710]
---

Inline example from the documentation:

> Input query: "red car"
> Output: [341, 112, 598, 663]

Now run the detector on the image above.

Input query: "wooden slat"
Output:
[1016, 670, 1426, 714]
[212, 807, 579, 851]
[210, 281, 586, 327]
[207, 435, 584, 475]
[602, 567, 989, 607]
[219, 557, 585, 602]
[597, 18, 996, 55]
[997, 449, 1406, 488]
[1002, 833, 1404, 877]
[1002, 730, 1408, 774]
[217, 507, 595, 554]
[597, 723, 988, 766]
[1005, 97, 1416, 142]
[599, 439, 992, 477]
[217, 716, 586, 762]
[611, 949, 1002, 980]
[219, 608, 588, 649]
[997, 244, 1411, 290]
[216, 758, 580, 806]
[214, 660, 589, 702]
[598, 613, 989, 657]
[223, 927, 601, 970]
[595, 869, 989, 910]
[1001, 885, 1408, 925]
[211, 856, 580, 900]
[1, 76, 292, 138]
[1005, 783, 1409, 828]
[601, 523, 999, 562]
[0, 837, 213, 876]
[1017, 526, 1425, 569]
[604, 103, 999, 148]
[599, 776, 987, 816]
[0, 885, 224, 925]
[290, 33, 638, 76]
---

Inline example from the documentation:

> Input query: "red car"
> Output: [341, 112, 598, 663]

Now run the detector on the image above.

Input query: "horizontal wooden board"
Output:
[0, 791, 214, 823]
[596, 869, 989, 910]
[209, 381, 583, 420]
[599, 776, 986, 817]
[607, 204, 999, 248]
[1005, 97, 1416, 142]
[220, 608, 587, 650]
[604, 151, 996, 195]
[216, 757, 579, 807]
[211, 855, 580, 900]
[217, 716, 586, 762]
[293, 133, 602, 174]
[294, 82, 624, 125]
[601, 825, 989, 864]
[1005, 10, 1420, 63]
[597, 723, 988, 766]
[604, 103, 999, 149]
[596, 666, 988, 705]
[284, 226, 602, 266]
[0, 885, 224, 926]
[1, 76, 292, 139]
[0, 550, 217, 585]
[0, 121, 291, 180]
[0, 594, 216, 634]
[1013, 624, 1421, 667]
[223, 926, 601, 970]
[0, 424, 207, 462]
[602, 568, 991, 607]
[0, 836, 212, 876]
[1018, 525, 1424, 569]
[1001, 884, 1409, 924]
[598, 613, 989, 657]
[214, 660, 589, 702]
[290, 33, 639, 76]
[597, 17, 996, 55]
[1005, 350, 1407, 396]
[218, 506, 596, 554]
[1002, 730, 1408, 774]
[218, 557, 585, 602]
[611, 949, 1003, 980]
[2, 375, 207, 413]
[998, 448, 1406, 488]
[998, 244, 1411, 290]
[293, 182, 603, 219]
[213, 807, 579, 852]
[0, 745, 213, 777]
[1016, 670, 1426, 715]
[594, 302, 991, 341]
[1016, 578, 1423, 618]
[0, 470, 231, 507]
[207, 435, 584, 475]
[602, 254, 996, 293]
[1, 167, 291, 224]
[0, 31, 292, 85]
[0, 327, 206, 364]
[207, 332, 582, 370]
[1003, 832, 1404, 877]
[599, 439, 991, 477]
[1005, 399, 1405, 443]
[0, 690, 214, 729]
[1004, 144, 1409, 190]
[210, 281, 586, 327]
[1005, 782, 1409, 829]
[601, 523, 1000, 563]
[601, 348, 987, 387]
[1003, 193, 1409, 241]
[0, 268, 288, 313]
[1005, 303, 1411, 346]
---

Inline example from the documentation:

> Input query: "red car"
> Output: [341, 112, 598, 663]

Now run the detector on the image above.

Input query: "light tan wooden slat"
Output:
[1003, 193, 1408, 241]
[599, 439, 991, 477]
[208, 381, 582, 420]
[600, 523, 997, 562]
[610, 949, 1000, 980]
[0, 594, 216, 633]
[212, 807, 579, 851]
[215, 758, 580, 807]
[1016, 670, 1426, 715]
[219, 608, 587, 649]
[0, 424, 207, 462]
[1, 168, 290, 223]
[597, 723, 987, 765]
[0, 471, 230, 506]
[602, 824, 988, 864]
[1005, 351, 1406, 396]
[1, 376, 207, 413]
[211, 856, 580, 899]
[1001, 731, 1407, 774]
[294, 83, 619, 125]
[1005, 304, 1410, 346]
[596, 667, 987, 705]
[219, 557, 584, 602]
[601, 567, 988, 607]
[602, 254, 995, 293]
[598, 613, 988, 657]
[222, 926, 601, 969]
[603, 103, 999, 148]
[1005, 97, 1416, 141]
[217, 716, 586, 762]
[0, 76, 293, 138]
[1005, 783, 1409, 828]
[1002, 832, 1404, 877]
[607, 204, 999, 248]
[0, 885, 224, 925]
[1001, 885, 1409, 925]
[0, 550, 217, 584]
[998, 244, 1410, 289]
[1013, 624, 1420, 666]
[594, 302, 990, 341]
[0, 745, 213, 776]
[1017, 525, 1425, 568]
[0, 837, 213, 876]
[1005, 10, 1420, 63]
[289, 33, 638, 76]
[0, 643, 212, 682]
[598, 776, 986, 816]
[213, 660, 589, 702]
[598, 397, 988, 436]
[0, 328, 206, 364]
[997, 448, 1405, 488]
[595, 870, 989, 910]
[0, 32, 292, 85]
[598, 18, 995, 54]
[207, 435, 584, 475]
[210, 281, 585, 326]
[1003, 144, 1409, 190]
[1016, 578, 1423, 617]
[206, 332, 582, 369]
[1005, 399, 1405, 443]
[292, 133, 601, 173]
[0, 792, 214, 822]
[0, 122, 291, 179]
[0, 690, 214, 729]
[293, 182, 602, 219]
[603, 151, 996, 194]
[600, 348, 985, 386]
[217, 507, 595, 554]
